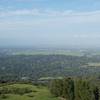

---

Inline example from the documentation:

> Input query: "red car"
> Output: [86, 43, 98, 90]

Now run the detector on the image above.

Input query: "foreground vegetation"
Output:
[0, 83, 59, 100]
[0, 77, 100, 100]
[50, 77, 99, 100]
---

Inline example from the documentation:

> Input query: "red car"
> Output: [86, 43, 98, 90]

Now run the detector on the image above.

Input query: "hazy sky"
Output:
[0, 0, 100, 47]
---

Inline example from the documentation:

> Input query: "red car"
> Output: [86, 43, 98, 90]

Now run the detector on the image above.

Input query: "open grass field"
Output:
[13, 50, 83, 56]
[88, 63, 100, 67]
[0, 84, 59, 100]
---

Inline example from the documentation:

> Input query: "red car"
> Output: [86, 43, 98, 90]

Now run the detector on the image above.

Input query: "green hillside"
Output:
[0, 84, 59, 100]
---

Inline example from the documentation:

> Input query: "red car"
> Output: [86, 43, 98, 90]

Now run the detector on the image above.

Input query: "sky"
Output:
[0, 0, 100, 48]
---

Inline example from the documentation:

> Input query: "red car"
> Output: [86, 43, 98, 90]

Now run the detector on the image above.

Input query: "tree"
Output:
[93, 86, 99, 100]
[50, 79, 63, 97]
[63, 78, 75, 100]
[49, 78, 100, 100]
[75, 79, 94, 100]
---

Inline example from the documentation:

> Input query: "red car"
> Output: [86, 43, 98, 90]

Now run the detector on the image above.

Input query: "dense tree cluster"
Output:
[50, 78, 99, 100]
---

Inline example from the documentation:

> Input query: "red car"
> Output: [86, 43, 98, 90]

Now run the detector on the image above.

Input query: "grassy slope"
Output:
[0, 84, 59, 100]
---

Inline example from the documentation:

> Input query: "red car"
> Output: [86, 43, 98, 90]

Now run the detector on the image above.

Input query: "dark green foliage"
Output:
[75, 79, 94, 100]
[50, 78, 100, 100]
[93, 86, 99, 100]
[50, 79, 63, 97]
[0, 94, 8, 99]
[63, 78, 75, 100]
[27, 94, 34, 98]
[50, 78, 75, 100]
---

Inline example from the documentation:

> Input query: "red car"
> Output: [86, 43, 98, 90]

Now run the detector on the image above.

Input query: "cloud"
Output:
[0, 9, 40, 17]
[0, 8, 100, 32]
[0, 8, 100, 18]
[0, 9, 72, 17]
